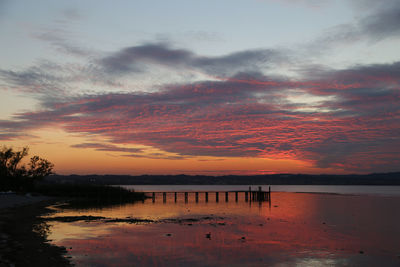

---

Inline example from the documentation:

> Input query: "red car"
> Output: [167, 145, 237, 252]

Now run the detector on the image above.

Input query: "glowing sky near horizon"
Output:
[1, 0, 399, 175]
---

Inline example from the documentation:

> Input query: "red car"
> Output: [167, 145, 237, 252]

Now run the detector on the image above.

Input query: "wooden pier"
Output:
[149, 186, 271, 203]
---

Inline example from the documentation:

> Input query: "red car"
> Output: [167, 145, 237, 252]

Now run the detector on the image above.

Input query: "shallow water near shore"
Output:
[45, 186, 400, 266]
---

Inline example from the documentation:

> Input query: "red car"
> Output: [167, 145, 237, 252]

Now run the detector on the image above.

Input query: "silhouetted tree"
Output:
[0, 146, 54, 191]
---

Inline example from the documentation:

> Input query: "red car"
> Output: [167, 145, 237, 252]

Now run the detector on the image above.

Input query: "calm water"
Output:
[122, 185, 400, 196]
[45, 186, 400, 266]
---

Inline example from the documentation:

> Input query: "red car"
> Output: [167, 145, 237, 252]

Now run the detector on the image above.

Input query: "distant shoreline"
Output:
[46, 172, 400, 185]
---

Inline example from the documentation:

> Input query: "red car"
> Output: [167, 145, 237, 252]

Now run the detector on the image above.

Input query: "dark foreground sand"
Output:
[0, 195, 71, 266]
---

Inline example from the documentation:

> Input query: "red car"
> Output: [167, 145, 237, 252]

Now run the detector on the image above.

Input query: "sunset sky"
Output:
[1, 0, 399, 175]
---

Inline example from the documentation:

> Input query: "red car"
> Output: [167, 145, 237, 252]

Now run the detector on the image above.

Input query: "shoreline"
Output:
[1, 189, 399, 266]
[0, 196, 71, 266]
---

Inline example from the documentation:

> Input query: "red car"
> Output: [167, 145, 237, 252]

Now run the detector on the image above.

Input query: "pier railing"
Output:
[147, 186, 271, 203]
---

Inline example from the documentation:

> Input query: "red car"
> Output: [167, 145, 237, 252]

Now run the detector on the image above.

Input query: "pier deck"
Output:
[145, 186, 271, 203]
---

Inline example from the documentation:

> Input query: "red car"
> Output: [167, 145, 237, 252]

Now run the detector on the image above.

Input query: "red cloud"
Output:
[1, 63, 399, 173]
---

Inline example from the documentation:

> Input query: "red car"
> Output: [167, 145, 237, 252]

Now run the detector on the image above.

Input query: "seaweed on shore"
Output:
[104, 218, 154, 224]
[41, 214, 226, 225]
[44, 215, 107, 222]
[43, 215, 154, 224]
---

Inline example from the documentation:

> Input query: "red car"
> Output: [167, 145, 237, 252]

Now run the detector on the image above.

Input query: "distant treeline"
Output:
[45, 172, 400, 185]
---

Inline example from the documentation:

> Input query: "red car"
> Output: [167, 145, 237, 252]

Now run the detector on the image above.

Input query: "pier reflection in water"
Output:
[45, 190, 400, 267]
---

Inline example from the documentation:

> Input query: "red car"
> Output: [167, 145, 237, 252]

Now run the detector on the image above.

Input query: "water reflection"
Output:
[46, 192, 400, 267]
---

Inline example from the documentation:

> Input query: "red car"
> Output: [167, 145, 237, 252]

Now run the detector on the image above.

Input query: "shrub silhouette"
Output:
[0, 146, 54, 191]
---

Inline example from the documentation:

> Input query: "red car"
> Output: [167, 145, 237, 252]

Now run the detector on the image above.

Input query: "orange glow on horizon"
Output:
[0, 129, 344, 175]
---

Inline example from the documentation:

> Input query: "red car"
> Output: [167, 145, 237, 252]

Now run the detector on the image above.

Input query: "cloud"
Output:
[359, 6, 400, 41]
[71, 142, 187, 160]
[194, 49, 286, 77]
[315, 1, 400, 48]
[34, 29, 93, 57]
[0, 63, 65, 95]
[1, 58, 399, 172]
[0, 133, 26, 141]
[99, 42, 285, 77]
[100, 43, 193, 74]
[29, 6, 90, 58]
[1, 24, 399, 173]
[301, 62, 400, 115]
[121, 153, 187, 160]
[0, 59, 124, 98]
[71, 143, 142, 153]
[0, 43, 287, 99]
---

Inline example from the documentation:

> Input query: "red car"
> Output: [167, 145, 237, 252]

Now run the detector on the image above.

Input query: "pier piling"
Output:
[146, 187, 271, 203]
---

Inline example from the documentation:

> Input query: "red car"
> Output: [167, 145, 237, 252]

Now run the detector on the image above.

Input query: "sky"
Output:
[0, 0, 399, 175]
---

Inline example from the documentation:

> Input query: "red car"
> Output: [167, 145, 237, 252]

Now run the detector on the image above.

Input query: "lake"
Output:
[122, 185, 400, 196]
[45, 185, 400, 266]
